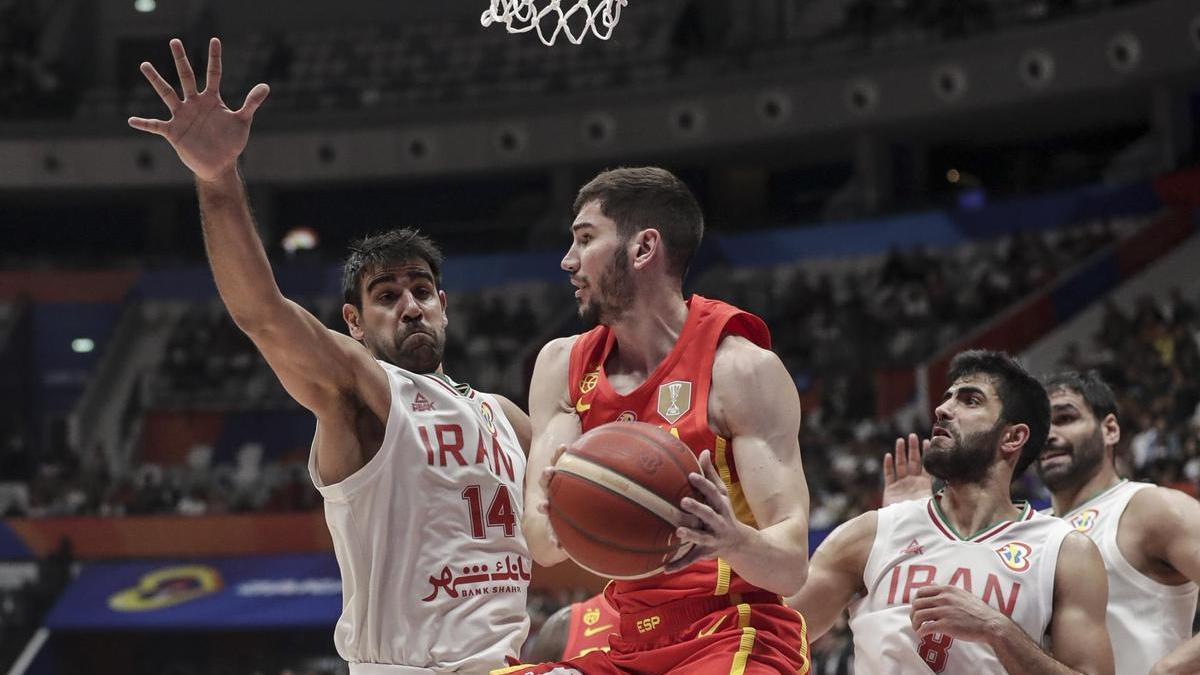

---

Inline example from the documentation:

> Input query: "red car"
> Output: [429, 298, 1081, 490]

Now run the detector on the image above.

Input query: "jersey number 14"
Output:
[462, 484, 517, 538]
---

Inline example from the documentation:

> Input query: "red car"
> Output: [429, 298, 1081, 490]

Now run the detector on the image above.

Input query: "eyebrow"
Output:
[571, 222, 594, 233]
[365, 270, 435, 293]
[943, 385, 987, 401]
[1051, 403, 1080, 414]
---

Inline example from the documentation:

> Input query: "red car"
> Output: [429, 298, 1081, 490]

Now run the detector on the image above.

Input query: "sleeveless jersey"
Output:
[1058, 480, 1198, 675]
[562, 593, 620, 659]
[308, 362, 530, 673]
[848, 495, 1073, 674]
[567, 294, 773, 611]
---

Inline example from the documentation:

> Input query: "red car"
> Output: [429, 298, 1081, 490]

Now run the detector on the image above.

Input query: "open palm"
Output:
[128, 38, 269, 182]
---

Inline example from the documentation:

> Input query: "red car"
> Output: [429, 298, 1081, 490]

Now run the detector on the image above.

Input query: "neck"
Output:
[1049, 459, 1121, 516]
[939, 468, 1022, 537]
[606, 289, 689, 375]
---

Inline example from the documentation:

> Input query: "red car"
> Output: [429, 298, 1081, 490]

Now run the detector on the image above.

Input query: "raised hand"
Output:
[128, 38, 269, 182]
[882, 433, 934, 506]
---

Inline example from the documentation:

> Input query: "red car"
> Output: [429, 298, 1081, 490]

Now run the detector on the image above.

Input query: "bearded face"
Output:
[923, 418, 1007, 484]
[1037, 390, 1108, 492]
[577, 242, 635, 327]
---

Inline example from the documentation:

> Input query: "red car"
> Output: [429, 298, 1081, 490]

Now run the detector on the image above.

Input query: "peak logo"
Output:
[995, 542, 1033, 573]
[108, 565, 223, 612]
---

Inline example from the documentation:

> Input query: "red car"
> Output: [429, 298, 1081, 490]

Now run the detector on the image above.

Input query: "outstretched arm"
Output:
[785, 511, 875, 639]
[523, 337, 582, 566]
[129, 39, 389, 484]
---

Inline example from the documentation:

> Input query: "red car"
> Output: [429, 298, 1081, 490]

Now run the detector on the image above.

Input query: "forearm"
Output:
[1153, 634, 1200, 675]
[196, 167, 285, 327]
[522, 509, 567, 567]
[723, 517, 808, 596]
[989, 619, 1087, 675]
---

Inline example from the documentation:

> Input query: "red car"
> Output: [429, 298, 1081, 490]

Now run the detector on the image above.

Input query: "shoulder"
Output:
[820, 510, 879, 561]
[711, 336, 797, 424]
[490, 393, 531, 453]
[535, 335, 581, 370]
[1057, 530, 1103, 564]
[1125, 484, 1200, 538]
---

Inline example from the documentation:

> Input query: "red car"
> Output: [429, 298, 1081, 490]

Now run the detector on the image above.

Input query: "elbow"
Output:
[777, 564, 808, 598]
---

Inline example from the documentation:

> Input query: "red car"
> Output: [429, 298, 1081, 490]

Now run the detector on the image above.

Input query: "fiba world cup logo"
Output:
[657, 380, 691, 424]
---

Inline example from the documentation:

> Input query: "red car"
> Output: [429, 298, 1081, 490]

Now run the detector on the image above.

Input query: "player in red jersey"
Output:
[525, 593, 620, 662]
[506, 167, 811, 674]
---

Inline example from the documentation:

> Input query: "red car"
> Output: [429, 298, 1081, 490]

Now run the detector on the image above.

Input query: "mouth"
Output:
[931, 426, 952, 439]
[1040, 449, 1070, 464]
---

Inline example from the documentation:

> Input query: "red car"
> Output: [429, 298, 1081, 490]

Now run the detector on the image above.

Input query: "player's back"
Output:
[849, 496, 1072, 674]
[309, 362, 530, 673]
[1060, 480, 1198, 675]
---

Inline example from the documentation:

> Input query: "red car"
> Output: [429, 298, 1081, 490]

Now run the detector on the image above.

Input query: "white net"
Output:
[481, 0, 629, 46]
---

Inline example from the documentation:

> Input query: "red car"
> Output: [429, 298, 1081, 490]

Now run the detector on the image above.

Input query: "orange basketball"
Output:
[547, 421, 701, 580]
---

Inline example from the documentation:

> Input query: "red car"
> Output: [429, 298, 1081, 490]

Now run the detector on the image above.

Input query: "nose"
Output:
[399, 290, 423, 321]
[934, 400, 953, 424]
[561, 245, 579, 273]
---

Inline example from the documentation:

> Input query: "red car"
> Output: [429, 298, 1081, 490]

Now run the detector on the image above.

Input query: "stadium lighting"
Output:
[134, 0, 156, 13]
[71, 338, 95, 353]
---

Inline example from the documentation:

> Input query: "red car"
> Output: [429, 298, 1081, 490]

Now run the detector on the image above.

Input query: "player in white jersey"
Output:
[129, 39, 531, 673]
[1039, 372, 1200, 675]
[790, 350, 1113, 674]
[884, 370, 1200, 675]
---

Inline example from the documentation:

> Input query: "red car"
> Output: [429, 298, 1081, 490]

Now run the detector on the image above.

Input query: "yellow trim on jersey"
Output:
[736, 603, 752, 629]
[714, 558, 732, 595]
[729, 627, 758, 675]
[795, 608, 811, 675]
[715, 436, 758, 528]
[490, 665, 532, 675]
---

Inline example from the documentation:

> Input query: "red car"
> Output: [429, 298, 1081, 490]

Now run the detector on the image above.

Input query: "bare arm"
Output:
[673, 337, 810, 596]
[129, 39, 389, 484]
[524, 336, 582, 566]
[785, 511, 875, 639]
[1135, 488, 1200, 675]
[494, 394, 532, 454]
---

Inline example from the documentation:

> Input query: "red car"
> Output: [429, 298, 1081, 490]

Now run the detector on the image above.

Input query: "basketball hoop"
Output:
[481, 0, 629, 46]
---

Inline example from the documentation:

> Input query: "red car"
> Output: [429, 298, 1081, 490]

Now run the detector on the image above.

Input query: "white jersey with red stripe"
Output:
[1058, 480, 1198, 675]
[848, 495, 1073, 674]
[308, 362, 530, 673]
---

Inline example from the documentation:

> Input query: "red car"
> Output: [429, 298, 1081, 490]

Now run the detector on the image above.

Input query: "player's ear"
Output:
[632, 228, 660, 270]
[439, 289, 448, 327]
[343, 303, 365, 341]
[1100, 412, 1120, 447]
[1002, 422, 1030, 460]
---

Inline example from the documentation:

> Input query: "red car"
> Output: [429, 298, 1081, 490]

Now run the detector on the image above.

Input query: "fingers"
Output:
[680, 496, 720, 529]
[676, 525, 718, 549]
[139, 62, 179, 111]
[893, 437, 908, 475]
[687, 472, 730, 517]
[538, 466, 556, 491]
[236, 83, 270, 120]
[907, 433, 923, 468]
[663, 543, 709, 573]
[204, 37, 222, 93]
[128, 116, 169, 136]
[170, 38, 199, 97]
[697, 450, 728, 496]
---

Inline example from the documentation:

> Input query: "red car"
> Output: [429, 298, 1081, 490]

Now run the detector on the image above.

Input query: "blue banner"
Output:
[46, 553, 341, 630]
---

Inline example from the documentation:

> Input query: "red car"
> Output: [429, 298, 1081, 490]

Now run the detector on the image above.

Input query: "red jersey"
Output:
[561, 593, 620, 659]
[567, 295, 774, 612]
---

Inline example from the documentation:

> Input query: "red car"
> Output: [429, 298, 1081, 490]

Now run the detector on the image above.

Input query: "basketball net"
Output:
[481, 0, 629, 46]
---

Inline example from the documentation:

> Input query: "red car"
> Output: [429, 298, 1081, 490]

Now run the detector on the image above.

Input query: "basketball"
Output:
[547, 421, 701, 580]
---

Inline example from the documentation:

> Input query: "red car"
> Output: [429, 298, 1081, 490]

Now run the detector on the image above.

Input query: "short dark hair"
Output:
[947, 349, 1050, 479]
[1043, 370, 1120, 423]
[573, 167, 704, 279]
[341, 228, 444, 308]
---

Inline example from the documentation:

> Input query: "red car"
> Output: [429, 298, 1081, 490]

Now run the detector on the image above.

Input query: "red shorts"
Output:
[497, 595, 810, 675]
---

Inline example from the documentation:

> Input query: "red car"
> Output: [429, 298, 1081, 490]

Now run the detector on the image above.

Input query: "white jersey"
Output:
[1059, 480, 1198, 675]
[849, 496, 1073, 674]
[309, 362, 530, 674]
